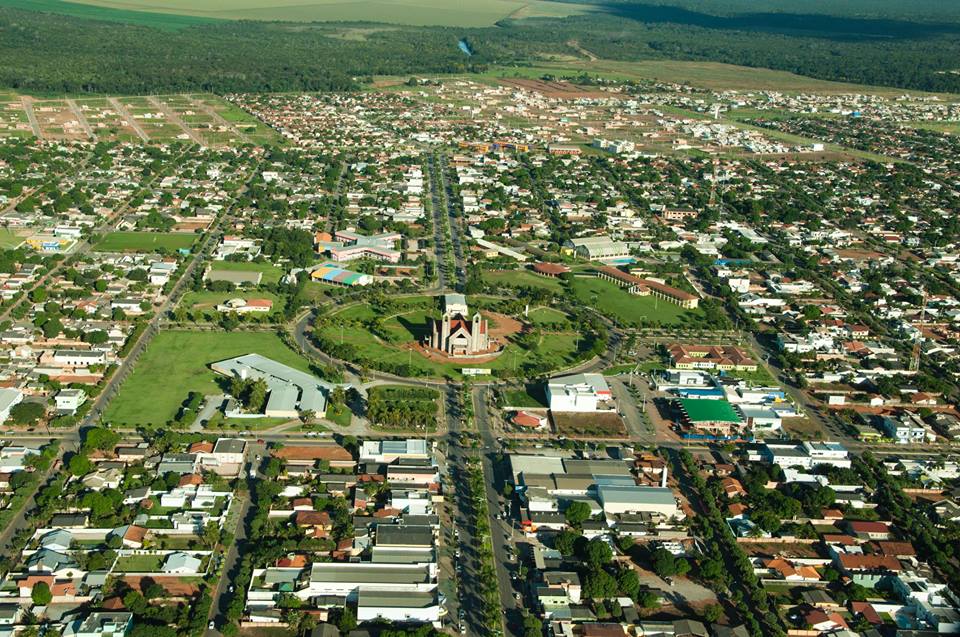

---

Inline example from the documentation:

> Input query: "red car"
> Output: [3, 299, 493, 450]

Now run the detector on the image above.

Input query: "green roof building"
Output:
[678, 398, 742, 432]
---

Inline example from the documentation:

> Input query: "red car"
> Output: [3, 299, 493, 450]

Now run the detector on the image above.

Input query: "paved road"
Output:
[0, 438, 75, 560]
[20, 96, 42, 139]
[473, 386, 522, 637]
[206, 441, 263, 636]
[427, 154, 453, 292]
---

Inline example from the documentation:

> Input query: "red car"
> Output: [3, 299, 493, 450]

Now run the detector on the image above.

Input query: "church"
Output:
[427, 293, 491, 357]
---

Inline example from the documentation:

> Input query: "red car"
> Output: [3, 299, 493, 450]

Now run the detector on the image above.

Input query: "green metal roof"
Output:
[679, 398, 742, 424]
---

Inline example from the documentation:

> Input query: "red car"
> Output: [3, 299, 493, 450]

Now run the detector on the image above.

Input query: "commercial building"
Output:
[756, 441, 851, 470]
[356, 590, 440, 624]
[595, 485, 679, 519]
[564, 236, 630, 261]
[676, 398, 743, 434]
[211, 354, 345, 417]
[547, 373, 612, 412]
[321, 230, 402, 264]
[309, 262, 372, 287]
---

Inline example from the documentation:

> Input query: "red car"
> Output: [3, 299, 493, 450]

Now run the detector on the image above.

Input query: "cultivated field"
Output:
[60, 0, 595, 26]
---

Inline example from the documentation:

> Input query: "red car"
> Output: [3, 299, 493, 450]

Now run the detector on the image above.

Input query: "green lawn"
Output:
[0, 228, 24, 249]
[324, 403, 351, 427]
[114, 554, 164, 572]
[525, 307, 570, 327]
[95, 231, 197, 253]
[206, 260, 285, 285]
[569, 277, 703, 327]
[104, 330, 314, 426]
[501, 384, 547, 408]
[483, 269, 564, 293]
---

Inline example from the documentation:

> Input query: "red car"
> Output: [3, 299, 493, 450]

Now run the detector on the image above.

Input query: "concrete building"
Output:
[595, 485, 679, 519]
[0, 388, 23, 423]
[547, 373, 612, 412]
[355, 590, 440, 624]
[564, 236, 629, 261]
[211, 354, 346, 418]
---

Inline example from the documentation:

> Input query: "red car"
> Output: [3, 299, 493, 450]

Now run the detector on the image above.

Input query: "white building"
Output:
[547, 373, 613, 412]
[0, 388, 23, 422]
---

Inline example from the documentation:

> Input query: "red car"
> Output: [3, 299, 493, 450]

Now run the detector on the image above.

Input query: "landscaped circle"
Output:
[310, 294, 596, 379]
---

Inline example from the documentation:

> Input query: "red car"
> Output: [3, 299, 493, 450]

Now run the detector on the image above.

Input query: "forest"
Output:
[3, 0, 960, 94]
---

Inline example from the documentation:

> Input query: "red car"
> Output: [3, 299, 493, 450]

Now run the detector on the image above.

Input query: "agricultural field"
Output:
[95, 231, 197, 253]
[104, 330, 314, 426]
[58, 0, 596, 26]
[569, 277, 704, 328]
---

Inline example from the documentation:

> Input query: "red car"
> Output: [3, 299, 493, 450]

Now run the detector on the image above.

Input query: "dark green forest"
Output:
[3, 0, 960, 94]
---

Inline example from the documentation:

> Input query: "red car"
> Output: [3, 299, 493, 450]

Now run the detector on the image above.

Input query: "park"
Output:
[312, 293, 596, 380]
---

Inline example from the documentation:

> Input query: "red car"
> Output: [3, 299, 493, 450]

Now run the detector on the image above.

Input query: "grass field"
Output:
[96, 231, 196, 253]
[324, 403, 351, 427]
[206, 260, 285, 285]
[56, 0, 594, 26]
[104, 330, 313, 426]
[114, 554, 165, 572]
[569, 277, 703, 327]
[483, 269, 565, 293]
[0, 229, 24, 249]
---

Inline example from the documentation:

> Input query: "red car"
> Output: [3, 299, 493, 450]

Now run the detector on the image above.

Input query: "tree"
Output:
[10, 401, 45, 426]
[651, 548, 689, 578]
[583, 538, 613, 566]
[246, 379, 268, 412]
[42, 317, 63, 338]
[564, 501, 592, 526]
[31, 582, 52, 606]
[703, 604, 723, 623]
[554, 530, 578, 556]
[637, 590, 659, 609]
[332, 607, 356, 633]
[83, 427, 120, 452]
[582, 568, 618, 600]
[521, 612, 542, 637]
[67, 453, 93, 476]
[330, 385, 346, 407]
[617, 568, 641, 599]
